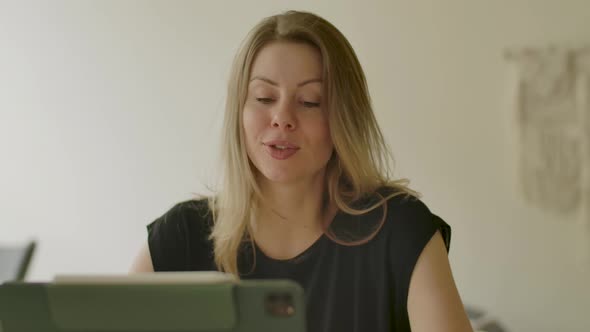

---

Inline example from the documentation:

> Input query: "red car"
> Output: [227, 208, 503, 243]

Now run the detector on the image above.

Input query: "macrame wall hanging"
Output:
[505, 46, 590, 262]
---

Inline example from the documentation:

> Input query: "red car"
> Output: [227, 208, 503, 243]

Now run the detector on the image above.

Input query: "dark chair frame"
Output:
[15, 241, 36, 281]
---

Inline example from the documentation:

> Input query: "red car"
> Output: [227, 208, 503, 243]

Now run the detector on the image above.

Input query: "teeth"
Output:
[275, 145, 287, 150]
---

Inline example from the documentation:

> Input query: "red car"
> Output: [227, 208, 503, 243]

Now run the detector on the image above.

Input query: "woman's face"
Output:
[243, 41, 333, 185]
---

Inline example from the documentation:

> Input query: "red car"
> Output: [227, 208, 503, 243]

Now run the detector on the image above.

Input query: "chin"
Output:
[260, 169, 301, 184]
[259, 164, 327, 185]
[250, 156, 327, 185]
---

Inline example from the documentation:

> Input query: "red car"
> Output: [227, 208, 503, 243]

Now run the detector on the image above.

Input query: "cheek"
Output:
[306, 116, 333, 150]
[317, 115, 333, 145]
[242, 107, 266, 147]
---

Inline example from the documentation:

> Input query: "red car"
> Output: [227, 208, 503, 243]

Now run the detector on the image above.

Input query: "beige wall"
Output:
[1, 1, 588, 331]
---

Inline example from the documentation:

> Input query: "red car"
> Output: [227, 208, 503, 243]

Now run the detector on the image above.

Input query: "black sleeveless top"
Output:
[147, 192, 451, 332]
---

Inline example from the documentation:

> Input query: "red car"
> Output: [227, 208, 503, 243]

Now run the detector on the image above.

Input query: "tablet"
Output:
[0, 272, 306, 332]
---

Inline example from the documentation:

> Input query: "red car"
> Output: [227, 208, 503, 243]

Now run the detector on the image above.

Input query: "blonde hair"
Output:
[208, 10, 417, 276]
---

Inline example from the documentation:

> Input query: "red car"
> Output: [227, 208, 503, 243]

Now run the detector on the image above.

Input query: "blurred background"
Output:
[1, 1, 589, 331]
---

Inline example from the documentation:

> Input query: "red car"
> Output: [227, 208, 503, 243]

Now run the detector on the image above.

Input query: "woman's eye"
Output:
[302, 101, 321, 108]
[256, 97, 274, 104]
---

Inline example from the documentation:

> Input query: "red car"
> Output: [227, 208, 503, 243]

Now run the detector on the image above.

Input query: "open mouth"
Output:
[264, 143, 300, 160]
[270, 144, 290, 150]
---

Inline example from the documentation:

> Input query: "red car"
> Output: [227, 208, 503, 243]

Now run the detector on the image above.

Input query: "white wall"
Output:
[1, 1, 589, 331]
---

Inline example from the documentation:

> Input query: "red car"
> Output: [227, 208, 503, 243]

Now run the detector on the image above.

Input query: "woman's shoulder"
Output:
[149, 197, 214, 238]
[374, 192, 453, 331]
[380, 188, 451, 252]
[338, 186, 433, 224]
[383, 191, 433, 224]
[329, 187, 449, 249]
[160, 198, 212, 223]
[147, 197, 215, 271]
[334, 186, 451, 250]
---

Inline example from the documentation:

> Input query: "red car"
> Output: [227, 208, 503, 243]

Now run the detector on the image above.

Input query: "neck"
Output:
[255, 172, 331, 232]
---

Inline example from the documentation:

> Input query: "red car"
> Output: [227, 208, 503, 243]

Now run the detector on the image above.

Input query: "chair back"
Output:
[0, 241, 36, 283]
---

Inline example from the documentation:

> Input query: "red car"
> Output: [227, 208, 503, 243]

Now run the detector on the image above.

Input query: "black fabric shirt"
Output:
[147, 193, 451, 332]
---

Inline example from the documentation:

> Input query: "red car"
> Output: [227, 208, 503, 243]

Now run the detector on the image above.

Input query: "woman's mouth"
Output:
[263, 141, 300, 160]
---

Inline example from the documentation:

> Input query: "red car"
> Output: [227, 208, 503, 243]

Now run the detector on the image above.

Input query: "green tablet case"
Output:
[0, 278, 306, 332]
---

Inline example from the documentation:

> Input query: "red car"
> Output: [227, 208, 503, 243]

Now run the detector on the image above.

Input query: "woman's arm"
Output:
[129, 241, 154, 273]
[407, 231, 473, 332]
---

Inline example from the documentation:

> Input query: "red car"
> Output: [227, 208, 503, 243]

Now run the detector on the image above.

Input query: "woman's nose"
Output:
[271, 101, 297, 130]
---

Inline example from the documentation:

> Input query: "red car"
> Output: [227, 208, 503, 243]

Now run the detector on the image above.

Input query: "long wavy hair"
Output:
[208, 10, 417, 276]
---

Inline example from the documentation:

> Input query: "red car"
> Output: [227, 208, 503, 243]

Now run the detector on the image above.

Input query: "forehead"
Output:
[249, 41, 323, 83]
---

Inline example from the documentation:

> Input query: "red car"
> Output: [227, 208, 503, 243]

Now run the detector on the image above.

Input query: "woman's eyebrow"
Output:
[249, 76, 323, 87]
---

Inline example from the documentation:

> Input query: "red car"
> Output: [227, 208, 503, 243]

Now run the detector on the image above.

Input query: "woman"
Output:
[131, 10, 473, 332]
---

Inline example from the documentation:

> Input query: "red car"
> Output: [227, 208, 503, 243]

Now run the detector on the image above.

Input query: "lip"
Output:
[262, 140, 300, 149]
[262, 140, 300, 160]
